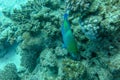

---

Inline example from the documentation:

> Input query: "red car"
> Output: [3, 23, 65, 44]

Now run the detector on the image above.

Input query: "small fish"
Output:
[61, 13, 79, 60]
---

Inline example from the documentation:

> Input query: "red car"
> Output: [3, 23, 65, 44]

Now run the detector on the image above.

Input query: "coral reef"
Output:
[19, 31, 43, 72]
[40, 48, 57, 68]
[24, 48, 87, 80]
[108, 52, 120, 79]
[59, 58, 87, 80]
[0, 0, 120, 80]
[0, 22, 15, 57]
[66, 0, 120, 41]
[0, 63, 20, 80]
[2, 0, 63, 72]
[65, 0, 93, 13]
[66, 0, 120, 57]
[65, 0, 120, 80]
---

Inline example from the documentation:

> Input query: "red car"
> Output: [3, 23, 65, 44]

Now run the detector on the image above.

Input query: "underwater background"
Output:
[0, 0, 120, 80]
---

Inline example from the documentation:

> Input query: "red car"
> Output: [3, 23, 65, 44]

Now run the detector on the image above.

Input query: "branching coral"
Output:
[65, 0, 94, 13]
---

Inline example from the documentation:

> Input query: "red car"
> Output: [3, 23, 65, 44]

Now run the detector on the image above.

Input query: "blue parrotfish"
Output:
[61, 13, 79, 60]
